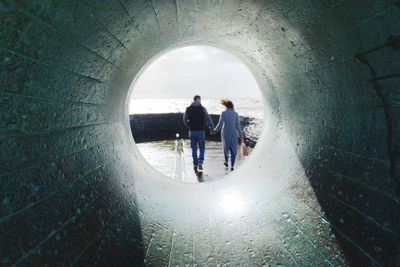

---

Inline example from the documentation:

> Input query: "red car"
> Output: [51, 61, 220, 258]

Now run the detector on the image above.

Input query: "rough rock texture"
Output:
[1, 0, 399, 265]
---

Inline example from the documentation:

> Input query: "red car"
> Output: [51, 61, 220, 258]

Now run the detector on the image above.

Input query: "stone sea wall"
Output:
[130, 113, 260, 148]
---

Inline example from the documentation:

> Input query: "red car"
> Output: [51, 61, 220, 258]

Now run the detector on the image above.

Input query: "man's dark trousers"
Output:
[189, 130, 205, 167]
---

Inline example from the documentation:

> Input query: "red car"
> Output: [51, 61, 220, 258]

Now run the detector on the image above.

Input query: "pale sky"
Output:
[130, 46, 261, 99]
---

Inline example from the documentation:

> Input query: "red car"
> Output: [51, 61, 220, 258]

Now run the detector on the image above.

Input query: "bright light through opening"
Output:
[130, 45, 261, 111]
[219, 191, 245, 214]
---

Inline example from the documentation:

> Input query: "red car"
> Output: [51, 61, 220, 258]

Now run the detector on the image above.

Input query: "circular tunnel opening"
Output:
[128, 45, 265, 183]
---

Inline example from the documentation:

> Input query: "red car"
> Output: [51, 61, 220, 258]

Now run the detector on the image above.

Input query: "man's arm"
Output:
[183, 108, 189, 128]
[203, 107, 214, 130]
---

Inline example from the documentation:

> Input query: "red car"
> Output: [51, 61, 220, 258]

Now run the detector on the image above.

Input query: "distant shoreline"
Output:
[130, 97, 262, 99]
[129, 98, 264, 120]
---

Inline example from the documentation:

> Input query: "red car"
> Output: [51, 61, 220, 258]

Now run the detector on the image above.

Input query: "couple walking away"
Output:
[183, 95, 244, 173]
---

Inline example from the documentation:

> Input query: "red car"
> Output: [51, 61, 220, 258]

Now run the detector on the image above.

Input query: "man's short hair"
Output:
[193, 95, 201, 101]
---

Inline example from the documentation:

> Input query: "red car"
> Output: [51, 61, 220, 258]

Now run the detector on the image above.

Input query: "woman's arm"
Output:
[235, 113, 244, 138]
[203, 107, 215, 131]
[213, 112, 224, 133]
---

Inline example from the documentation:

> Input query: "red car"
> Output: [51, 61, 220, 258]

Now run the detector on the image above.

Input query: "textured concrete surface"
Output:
[1, 0, 400, 266]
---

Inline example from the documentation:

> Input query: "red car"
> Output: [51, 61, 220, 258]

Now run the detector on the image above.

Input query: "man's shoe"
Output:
[194, 166, 198, 173]
[198, 162, 203, 172]
[224, 162, 228, 170]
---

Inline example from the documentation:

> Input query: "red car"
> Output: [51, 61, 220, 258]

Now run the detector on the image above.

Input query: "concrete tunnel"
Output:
[1, 0, 400, 266]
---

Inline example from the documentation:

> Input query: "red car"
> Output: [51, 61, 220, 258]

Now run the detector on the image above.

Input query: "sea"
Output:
[129, 98, 264, 119]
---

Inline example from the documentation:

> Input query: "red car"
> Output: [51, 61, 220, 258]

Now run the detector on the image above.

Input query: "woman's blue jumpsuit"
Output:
[213, 109, 243, 167]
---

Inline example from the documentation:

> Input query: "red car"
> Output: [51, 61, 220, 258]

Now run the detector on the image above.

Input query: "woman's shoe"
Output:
[231, 167, 234, 171]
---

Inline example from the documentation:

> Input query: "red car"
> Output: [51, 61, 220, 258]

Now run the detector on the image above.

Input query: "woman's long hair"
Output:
[220, 99, 234, 110]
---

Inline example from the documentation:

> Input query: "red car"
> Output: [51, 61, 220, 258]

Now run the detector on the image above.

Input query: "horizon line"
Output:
[131, 96, 262, 99]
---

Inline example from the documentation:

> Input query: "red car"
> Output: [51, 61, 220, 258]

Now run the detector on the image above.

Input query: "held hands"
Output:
[210, 131, 215, 135]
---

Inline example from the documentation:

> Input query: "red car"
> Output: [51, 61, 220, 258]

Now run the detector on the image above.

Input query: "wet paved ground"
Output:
[136, 140, 250, 183]
[135, 133, 348, 266]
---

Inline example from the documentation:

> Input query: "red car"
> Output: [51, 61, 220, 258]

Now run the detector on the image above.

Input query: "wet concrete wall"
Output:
[130, 113, 258, 147]
[1, 0, 400, 265]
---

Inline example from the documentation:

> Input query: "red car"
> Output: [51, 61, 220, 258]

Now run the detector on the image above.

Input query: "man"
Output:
[183, 95, 214, 172]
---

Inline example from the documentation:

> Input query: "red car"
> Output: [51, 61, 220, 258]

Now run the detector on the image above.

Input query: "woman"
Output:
[213, 99, 244, 171]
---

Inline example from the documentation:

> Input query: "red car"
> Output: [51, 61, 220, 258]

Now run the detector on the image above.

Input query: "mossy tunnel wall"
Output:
[1, 0, 400, 266]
